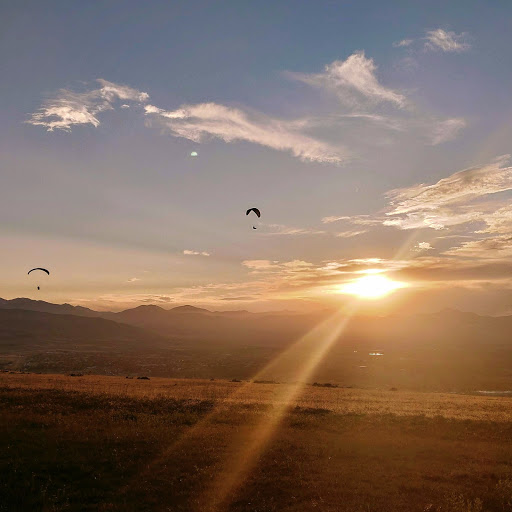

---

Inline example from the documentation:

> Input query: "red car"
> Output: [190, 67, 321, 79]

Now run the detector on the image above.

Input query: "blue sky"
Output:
[2, 1, 512, 313]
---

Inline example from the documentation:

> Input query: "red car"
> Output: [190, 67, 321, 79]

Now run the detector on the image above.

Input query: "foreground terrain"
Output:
[1, 373, 512, 511]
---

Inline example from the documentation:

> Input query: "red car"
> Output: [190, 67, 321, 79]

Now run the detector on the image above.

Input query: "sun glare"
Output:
[338, 274, 406, 299]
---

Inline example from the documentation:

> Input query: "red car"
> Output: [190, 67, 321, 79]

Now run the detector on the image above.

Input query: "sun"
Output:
[338, 274, 406, 299]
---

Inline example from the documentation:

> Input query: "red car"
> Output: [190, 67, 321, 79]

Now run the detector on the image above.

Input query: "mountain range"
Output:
[1, 297, 511, 390]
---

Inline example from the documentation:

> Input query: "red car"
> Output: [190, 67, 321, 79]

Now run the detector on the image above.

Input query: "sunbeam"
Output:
[196, 303, 359, 511]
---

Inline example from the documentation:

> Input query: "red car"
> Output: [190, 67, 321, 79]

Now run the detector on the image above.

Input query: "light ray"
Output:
[196, 303, 359, 511]
[117, 227, 423, 508]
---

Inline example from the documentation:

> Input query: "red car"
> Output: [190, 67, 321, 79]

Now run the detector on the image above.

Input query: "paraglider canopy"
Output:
[190, 151, 198, 157]
[28, 268, 50, 275]
[246, 208, 261, 218]
[28, 268, 49, 291]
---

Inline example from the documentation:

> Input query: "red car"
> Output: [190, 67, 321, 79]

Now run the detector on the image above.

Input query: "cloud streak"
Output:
[28, 48, 468, 163]
[424, 29, 470, 53]
[28, 79, 149, 131]
[263, 223, 327, 236]
[393, 39, 413, 48]
[444, 236, 512, 259]
[183, 249, 210, 256]
[430, 118, 466, 145]
[414, 242, 434, 252]
[384, 155, 512, 231]
[289, 51, 406, 108]
[144, 102, 345, 164]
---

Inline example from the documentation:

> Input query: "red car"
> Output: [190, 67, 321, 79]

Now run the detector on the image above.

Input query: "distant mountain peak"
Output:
[130, 304, 165, 311]
[171, 305, 211, 313]
[0, 297, 98, 317]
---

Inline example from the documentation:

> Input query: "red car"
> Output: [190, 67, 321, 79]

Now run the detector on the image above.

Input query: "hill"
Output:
[2, 299, 512, 390]
[0, 298, 100, 317]
[0, 309, 171, 375]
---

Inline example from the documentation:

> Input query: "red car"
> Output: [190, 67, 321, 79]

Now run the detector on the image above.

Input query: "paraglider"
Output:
[28, 268, 50, 291]
[28, 268, 50, 276]
[246, 208, 261, 218]
[246, 208, 261, 230]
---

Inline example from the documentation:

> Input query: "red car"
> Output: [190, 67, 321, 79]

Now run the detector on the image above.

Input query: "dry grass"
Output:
[2, 372, 511, 422]
[1, 373, 512, 511]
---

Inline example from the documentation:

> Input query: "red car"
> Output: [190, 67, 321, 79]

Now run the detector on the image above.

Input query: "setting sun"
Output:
[338, 274, 406, 299]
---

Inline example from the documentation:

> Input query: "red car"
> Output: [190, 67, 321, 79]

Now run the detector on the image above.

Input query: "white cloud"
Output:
[290, 51, 406, 108]
[28, 79, 149, 131]
[475, 204, 512, 234]
[445, 236, 512, 259]
[145, 102, 345, 164]
[183, 250, 210, 256]
[322, 214, 381, 226]
[30, 51, 468, 162]
[414, 242, 434, 252]
[430, 118, 466, 145]
[335, 230, 367, 238]
[383, 210, 483, 231]
[393, 39, 413, 48]
[424, 29, 470, 53]
[282, 260, 313, 269]
[322, 215, 350, 224]
[264, 224, 327, 236]
[387, 156, 512, 216]
[242, 260, 275, 270]
[383, 156, 512, 231]
[144, 104, 163, 114]
[127, 277, 140, 282]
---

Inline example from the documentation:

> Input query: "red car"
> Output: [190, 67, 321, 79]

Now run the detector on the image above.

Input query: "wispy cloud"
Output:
[424, 29, 470, 53]
[383, 209, 483, 231]
[444, 236, 512, 259]
[475, 204, 512, 234]
[335, 230, 367, 238]
[316, 156, 512, 267]
[414, 242, 434, 252]
[144, 102, 345, 164]
[127, 277, 140, 282]
[430, 118, 466, 145]
[263, 224, 327, 236]
[289, 51, 406, 108]
[183, 249, 210, 256]
[29, 45, 468, 163]
[242, 260, 276, 271]
[393, 29, 471, 54]
[385, 155, 512, 222]
[393, 39, 413, 48]
[324, 157, 512, 236]
[28, 79, 149, 131]
[374, 155, 512, 261]
[84, 252, 512, 311]
[322, 214, 381, 226]
[322, 215, 351, 224]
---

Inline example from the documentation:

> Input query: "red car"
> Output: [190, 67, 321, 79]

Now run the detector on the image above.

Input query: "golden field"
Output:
[1, 372, 512, 511]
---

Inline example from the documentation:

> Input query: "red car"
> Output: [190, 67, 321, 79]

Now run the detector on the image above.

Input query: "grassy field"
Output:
[1, 373, 512, 511]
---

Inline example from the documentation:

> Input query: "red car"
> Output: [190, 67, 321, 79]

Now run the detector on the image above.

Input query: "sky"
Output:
[1, 0, 512, 314]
